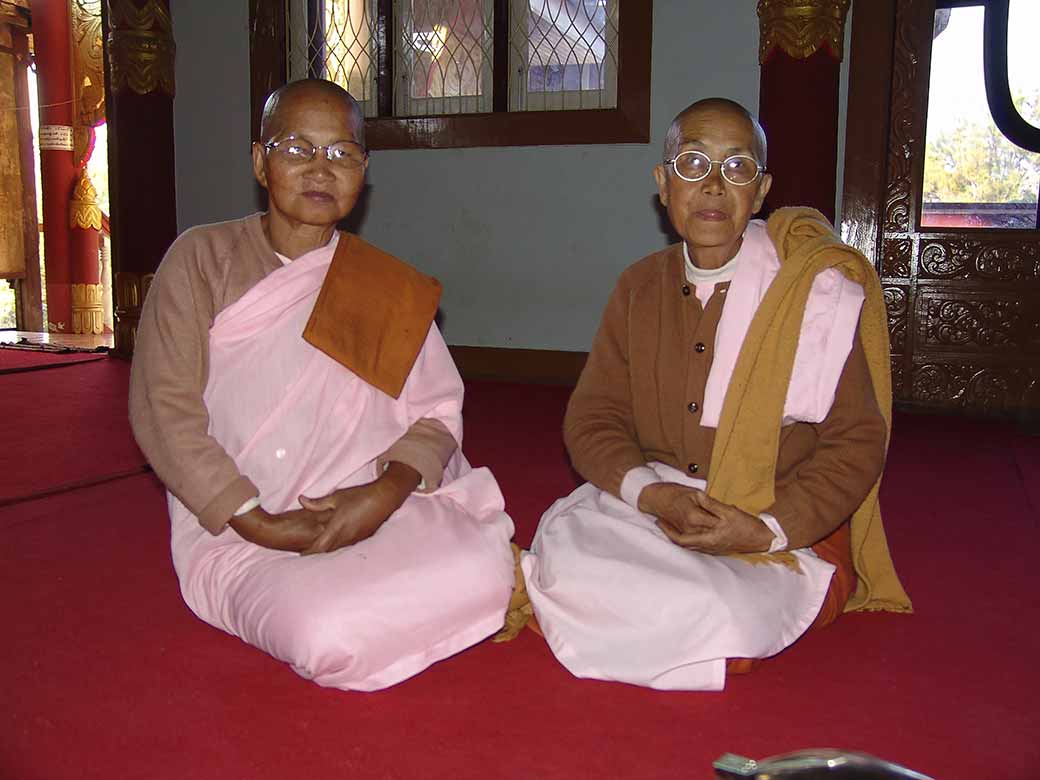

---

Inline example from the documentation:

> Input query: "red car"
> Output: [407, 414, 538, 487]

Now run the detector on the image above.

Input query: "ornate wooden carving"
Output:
[890, 355, 905, 398]
[106, 0, 175, 97]
[910, 361, 1037, 417]
[843, 0, 1039, 419]
[883, 285, 909, 353]
[757, 0, 852, 63]
[918, 237, 1040, 281]
[70, 0, 105, 125]
[112, 270, 153, 357]
[914, 292, 1029, 352]
[881, 2, 923, 235]
[881, 238, 911, 278]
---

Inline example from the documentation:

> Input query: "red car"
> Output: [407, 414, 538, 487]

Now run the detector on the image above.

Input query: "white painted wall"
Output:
[361, 3, 761, 350]
[171, 0, 256, 230]
[169, 2, 851, 351]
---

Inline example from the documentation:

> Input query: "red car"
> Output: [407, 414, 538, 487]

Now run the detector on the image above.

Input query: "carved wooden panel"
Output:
[881, 238, 912, 278]
[910, 361, 1038, 417]
[890, 355, 906, 398]
[918, 237, 1040, 281]
[883, 285, 910, 353]
[847, 0, 1040, 418]
[914, 291, 1035, 353]
[881, 1, 926, 235]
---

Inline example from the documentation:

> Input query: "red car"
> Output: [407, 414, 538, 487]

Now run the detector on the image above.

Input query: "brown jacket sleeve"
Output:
[564, 273, 649, 497]
[376, 417, 458, 493]
[128, 234, 258, 534]
[767, 334, 887, 548]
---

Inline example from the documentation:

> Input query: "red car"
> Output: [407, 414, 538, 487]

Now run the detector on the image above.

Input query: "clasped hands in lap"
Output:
[229, 461, 422, 555]
[637, 483, 774, 555]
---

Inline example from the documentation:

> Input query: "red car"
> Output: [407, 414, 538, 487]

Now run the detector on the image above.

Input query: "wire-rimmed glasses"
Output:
[262, 136, 368, 168]
[663, 150, 765, 186]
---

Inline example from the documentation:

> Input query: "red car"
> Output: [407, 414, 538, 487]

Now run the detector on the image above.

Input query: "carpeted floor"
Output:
[2, 367, 1038, 779]
[0, 358, 147, 507]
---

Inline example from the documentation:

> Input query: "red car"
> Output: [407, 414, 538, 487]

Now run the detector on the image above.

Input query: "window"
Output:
[251, 0, 650, 149]
[921, 0, 1040, 229]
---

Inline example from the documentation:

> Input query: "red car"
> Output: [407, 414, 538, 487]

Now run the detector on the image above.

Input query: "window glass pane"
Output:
[1008, 0, 1039, 127]
[397, 0, 492, 115]
[520, 0, 617, 110]
[922, 5, 1040, 230]
[323, 0, 377, 109]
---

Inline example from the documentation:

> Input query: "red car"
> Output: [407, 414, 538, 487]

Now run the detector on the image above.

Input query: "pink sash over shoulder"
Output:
[168, 236, 515, 692]
[701, 220, 866, 429]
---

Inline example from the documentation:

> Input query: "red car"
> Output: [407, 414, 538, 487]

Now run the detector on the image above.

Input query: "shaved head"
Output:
[663, 98, 767, 164]
[260, 79, 366, 148]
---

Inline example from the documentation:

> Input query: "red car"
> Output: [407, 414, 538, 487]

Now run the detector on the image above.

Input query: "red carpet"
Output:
[0, 358, 147, 506]
[3, 373, 1039, 779]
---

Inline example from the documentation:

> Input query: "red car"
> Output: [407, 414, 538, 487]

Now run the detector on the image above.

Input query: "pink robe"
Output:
[168, 238, 515, 691]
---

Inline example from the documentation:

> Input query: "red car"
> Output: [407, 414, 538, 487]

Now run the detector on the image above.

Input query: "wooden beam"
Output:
[448, 345, 587, 386]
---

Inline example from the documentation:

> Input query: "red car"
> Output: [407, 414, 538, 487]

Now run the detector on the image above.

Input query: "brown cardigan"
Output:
[564, 242, 887, 550]
[129, 214, 456, 534]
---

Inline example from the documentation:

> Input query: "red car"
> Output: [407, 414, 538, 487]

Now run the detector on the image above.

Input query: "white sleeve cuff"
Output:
[383, 460, 426, 491]
[758, 512, 789, 553]
[233, 496, 261, 516]
[620, 466, 663, 510]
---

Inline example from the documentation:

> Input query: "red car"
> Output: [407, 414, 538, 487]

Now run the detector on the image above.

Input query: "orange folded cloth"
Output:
[303, 233, 442, 398]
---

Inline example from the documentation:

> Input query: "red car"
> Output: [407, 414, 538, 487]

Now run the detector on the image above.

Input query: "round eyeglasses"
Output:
[663, 150, 765, 186]
[262, 136, 368, 168]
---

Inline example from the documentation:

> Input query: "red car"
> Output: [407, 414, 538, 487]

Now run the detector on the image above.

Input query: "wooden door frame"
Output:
[841, 0, 1039, 420]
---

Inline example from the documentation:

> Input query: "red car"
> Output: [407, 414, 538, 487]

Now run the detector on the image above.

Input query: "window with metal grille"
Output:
[249, 0, 650, 149]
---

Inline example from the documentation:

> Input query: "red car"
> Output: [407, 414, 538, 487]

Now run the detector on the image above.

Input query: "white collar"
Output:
[683, 239, 742, 285]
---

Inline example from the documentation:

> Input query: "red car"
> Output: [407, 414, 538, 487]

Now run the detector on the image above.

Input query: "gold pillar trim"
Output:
[107, 0, 175, 97]
[113, 270, 153, 356]
[70, 169, 103, 230]
[757, 0, 851, 64]
[72, 282, 104, 334]
[70, 0, 105, 126]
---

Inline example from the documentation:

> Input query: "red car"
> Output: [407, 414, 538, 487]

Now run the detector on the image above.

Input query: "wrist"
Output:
[229, 506, 268, 541]
[379, 461, 422, 499]
[637, 483, 672, 515]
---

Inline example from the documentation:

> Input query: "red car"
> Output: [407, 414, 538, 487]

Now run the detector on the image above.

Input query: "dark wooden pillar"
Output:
[103, 0, 176, 356]
[757, 0, 851, 224]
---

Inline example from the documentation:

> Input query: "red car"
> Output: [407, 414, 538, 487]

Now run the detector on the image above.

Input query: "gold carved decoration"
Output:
[70, 0, 105, 125]
[107, 0, 175, 97]
[757, 0, 851, 63]
[113, 270, 153, 356]
[71, 282, 105, 334]
[72, 125, 95, 169]
[69, 170, 103, 230]
[0, 1, 30, 28]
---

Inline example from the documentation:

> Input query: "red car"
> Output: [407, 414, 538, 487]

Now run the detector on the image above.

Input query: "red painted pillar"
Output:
[69, 168, 104, 334]
[757, 0, 851, 225]
[31, 0, 77, 332]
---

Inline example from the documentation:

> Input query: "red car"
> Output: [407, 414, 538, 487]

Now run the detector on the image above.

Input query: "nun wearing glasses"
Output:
[521, 98, 910, 690]
[130, 79, 515, 692]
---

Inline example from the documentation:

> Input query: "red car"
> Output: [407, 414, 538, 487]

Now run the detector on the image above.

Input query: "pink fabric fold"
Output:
[699, 220, 865, 429]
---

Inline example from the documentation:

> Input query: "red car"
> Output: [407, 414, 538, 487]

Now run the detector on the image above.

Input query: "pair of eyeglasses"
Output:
[663, 150, 765, 186]
[262, 136, 368, 168]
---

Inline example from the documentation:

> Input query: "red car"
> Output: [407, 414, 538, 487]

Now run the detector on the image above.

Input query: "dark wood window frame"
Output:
[248, 0, 652, 150]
